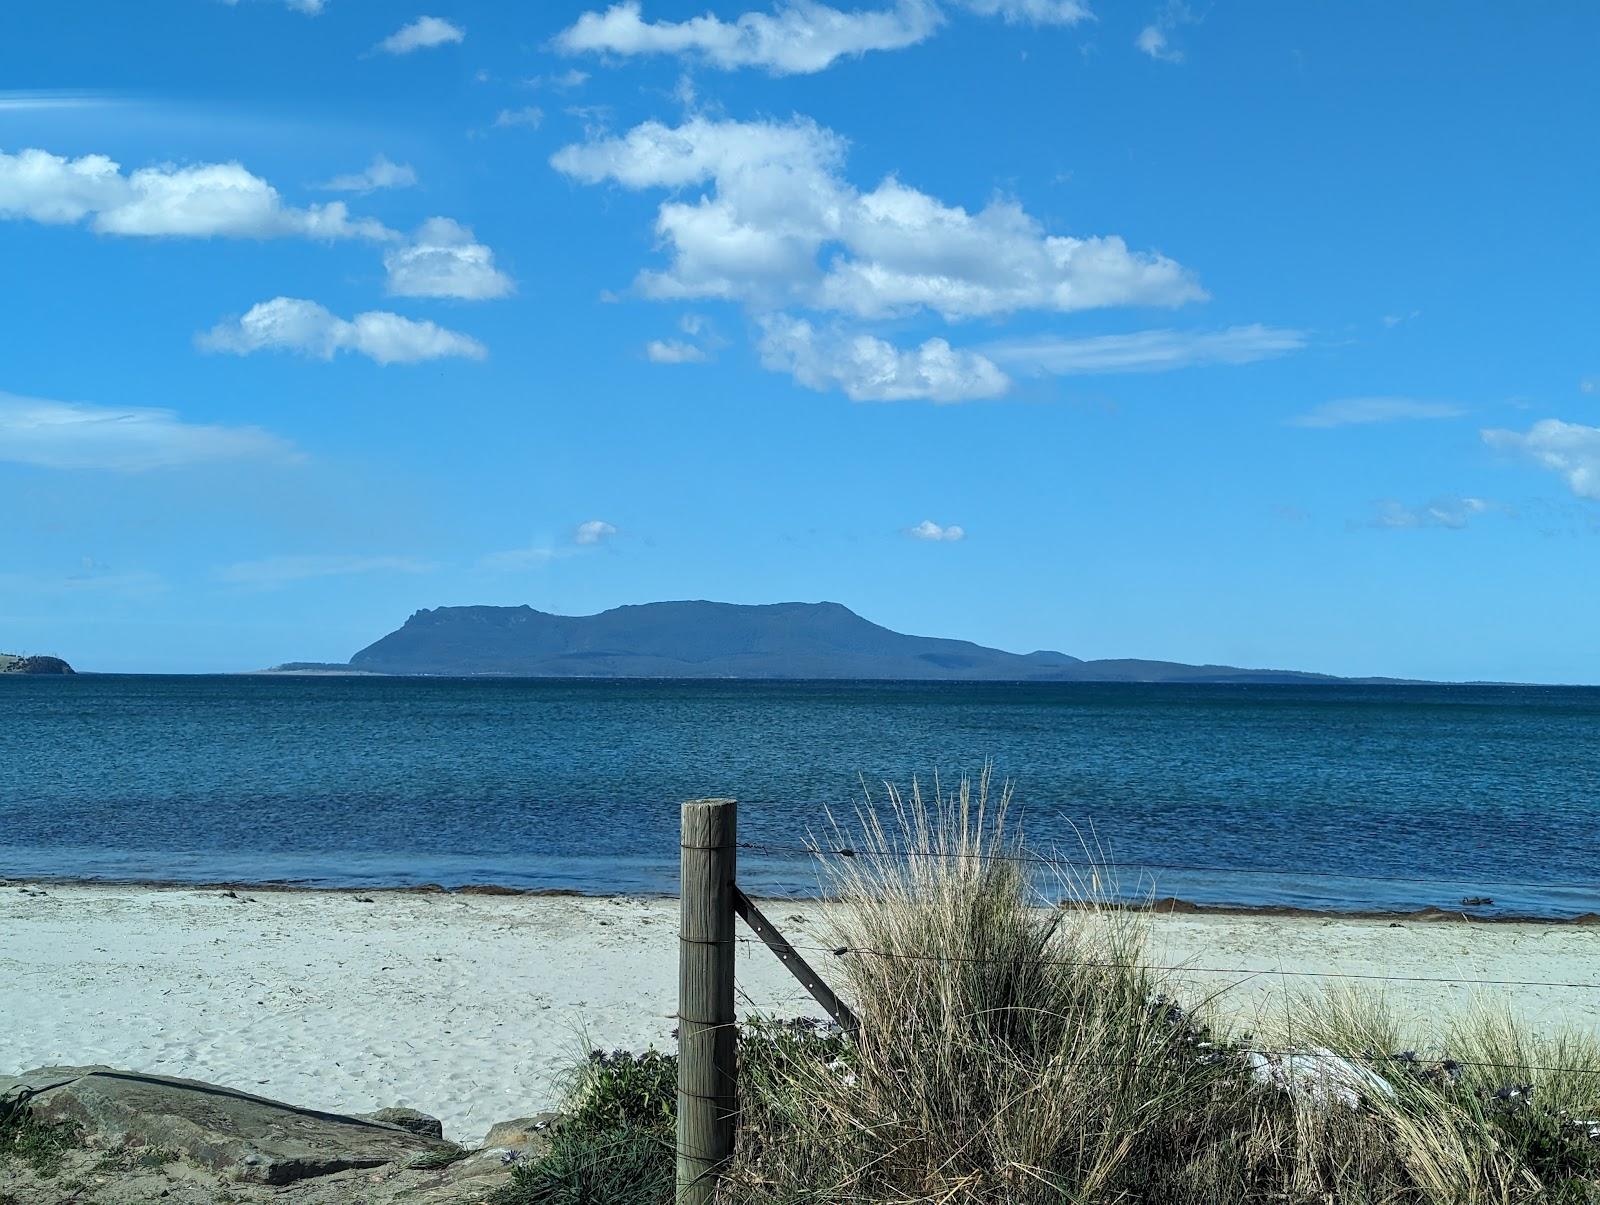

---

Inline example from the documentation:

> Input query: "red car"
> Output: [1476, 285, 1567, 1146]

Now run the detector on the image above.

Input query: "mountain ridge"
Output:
[332, 600, 1402, 684]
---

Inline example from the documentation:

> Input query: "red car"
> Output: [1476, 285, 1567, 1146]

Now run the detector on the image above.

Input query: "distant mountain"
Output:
[0, 653, 74, 675]
[341, 601, 1376, 683]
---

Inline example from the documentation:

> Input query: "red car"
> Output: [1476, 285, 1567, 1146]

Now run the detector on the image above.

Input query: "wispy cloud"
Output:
[1483, 419, 1600, 501]
[0, 392, 298, 472]
[494, 106, 545, 130]
[482, 520, 622, 569]
[986, 325, 1305, 376]
[219, 0, 326, 14]
[376, 16, 465, 55]
[1290, 397, 1466, 429]
[0, 91, 115, 112]
[198, 298, 486, 365]
[1364, 496, 1495, 531]
[646, 338, 708, 364]
[219, 555, 436, 587]
[317, 154, 417, 194]
[1136, 0, 1195, 62]
[907, 519, 966, 541]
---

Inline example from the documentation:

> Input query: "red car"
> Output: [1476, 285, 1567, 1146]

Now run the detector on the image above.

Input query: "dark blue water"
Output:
[2, 676, 1598, 918]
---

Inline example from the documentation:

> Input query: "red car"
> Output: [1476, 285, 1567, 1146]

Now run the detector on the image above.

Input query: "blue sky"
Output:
[1, 1, 1597, 680]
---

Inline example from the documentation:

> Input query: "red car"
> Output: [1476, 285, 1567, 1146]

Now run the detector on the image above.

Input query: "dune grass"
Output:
[508, 772, 1600, 1203]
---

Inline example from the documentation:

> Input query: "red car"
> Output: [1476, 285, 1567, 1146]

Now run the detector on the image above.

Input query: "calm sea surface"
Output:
[2, 675, 1598, 917]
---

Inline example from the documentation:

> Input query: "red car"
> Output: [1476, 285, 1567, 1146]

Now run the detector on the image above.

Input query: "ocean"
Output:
[2, 675, 1597, 918]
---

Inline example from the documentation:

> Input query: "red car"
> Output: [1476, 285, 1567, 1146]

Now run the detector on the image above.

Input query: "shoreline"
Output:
[5, 882, 1597, 1147]
[5, 873, 1597, 926]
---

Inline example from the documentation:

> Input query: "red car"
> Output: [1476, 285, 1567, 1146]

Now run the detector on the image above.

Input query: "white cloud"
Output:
[759, 314, 1010, 402]
[198, 298, 487, 365]
[1136, 1, 1194, 62]
[384, 217, 514, 300]
[907, 519, 966, 541]
[1483, 419, 1600, 501]
[480, 545, 561, 570]
[987, 325, 1305, 375]
[495, 106, 545, 129]
[527, 69, 592, 90]
[956, 0, 1089, 23]
[220, 0, 326, 14]
[646, 338, 709, 363]
[0, 392, 297, 471]
[220, 555, 435, 586]
[552, 116, 1202, 321]
[1366, 497, 1494, 531]
[554, 1, 943, 76]
[0, 147, 393, 240]
[574, 520, 619, 544]
[1290, 397, 1466, 429]
[376, 16, 465, 54]
[317, 154, 418, 194]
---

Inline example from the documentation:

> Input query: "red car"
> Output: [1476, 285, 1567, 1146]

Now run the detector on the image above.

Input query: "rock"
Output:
[481, 1111, 564, 1154]
[1247, 1047, 1396, 1110]
[359, 1107, 444, 1140]
[5, 1066, 444, 1186]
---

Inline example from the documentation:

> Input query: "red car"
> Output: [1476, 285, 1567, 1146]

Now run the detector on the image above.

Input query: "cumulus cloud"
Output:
[987, 325, 1305, 375]
[1290, 397, 1466, 429]
[0, 147, 393, 240]
[376, 15, 464, 54]
[574, 519, 619, 544]
[552, 116, 1202, 321]
[907, 519, 966, 541]
[646, 339, 709, 363]
[1365, 497, 1494, 531]
[0, 392, 297, 471]
[1483, 419, 1600, 501]
[317, 154, 417, 194]
[384, 217, 514, 300]
[759, 315, 1010, 402]
[555, 1, 943, 76]
[220, 555, 435, 586]
[198, 298, 487, 365]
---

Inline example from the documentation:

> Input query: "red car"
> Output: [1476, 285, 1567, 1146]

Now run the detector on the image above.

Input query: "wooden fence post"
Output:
[678, 798, 737, 1204]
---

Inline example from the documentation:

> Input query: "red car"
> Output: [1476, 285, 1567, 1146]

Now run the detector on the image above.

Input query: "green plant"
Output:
[0, 1093, 81, 1180]
[490, 1124, 673, 1205]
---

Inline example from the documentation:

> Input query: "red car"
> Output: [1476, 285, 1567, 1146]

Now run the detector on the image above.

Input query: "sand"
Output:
[2, 884, 1596, 1146]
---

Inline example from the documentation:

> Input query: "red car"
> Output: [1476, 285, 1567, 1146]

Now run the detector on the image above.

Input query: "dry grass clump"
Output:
[721, 772, 1600, 1204]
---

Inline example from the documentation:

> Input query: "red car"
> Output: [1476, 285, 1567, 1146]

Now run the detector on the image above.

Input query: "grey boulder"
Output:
[5, 1066, 449, 1186]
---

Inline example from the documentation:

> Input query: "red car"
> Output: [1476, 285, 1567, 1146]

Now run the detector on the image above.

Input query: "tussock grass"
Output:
[500, 771, 1600, 1203]
[721, 772, 1600, 1204]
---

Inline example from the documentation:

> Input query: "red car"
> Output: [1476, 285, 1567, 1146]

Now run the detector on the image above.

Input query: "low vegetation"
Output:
[500, 774, 1600, 1203]
[0, 1091, 82, 1180]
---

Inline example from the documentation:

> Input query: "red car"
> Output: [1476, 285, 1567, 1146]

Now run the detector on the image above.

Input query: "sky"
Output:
[1, 2, 1597, 680]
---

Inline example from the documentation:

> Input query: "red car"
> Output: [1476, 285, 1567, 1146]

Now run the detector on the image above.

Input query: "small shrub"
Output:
[568, 1048, 678, 1136]
[490, 1123, 673, 1205]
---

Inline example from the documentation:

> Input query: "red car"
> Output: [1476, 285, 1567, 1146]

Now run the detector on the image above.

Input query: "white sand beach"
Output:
[2, 884, 1596, 1147]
